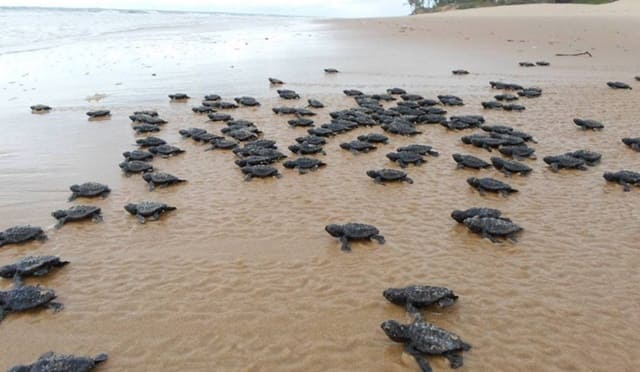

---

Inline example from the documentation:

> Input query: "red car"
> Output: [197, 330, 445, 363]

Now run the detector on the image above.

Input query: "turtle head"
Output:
[366, 170, 379, 178]
[382, 288, 406, 305]
[603, 172, 616, 182]
[452, 153, 463, 162]
[124, 204, 138, 215]
[325, 224, 344, 237]
[0, 264, 17, 279]
[467, 177, 479, 187]
[70, 184, 80, 192]
[7, 366, 30, 372]
[94, 353, 108, 364]
[381, 320, 410, 343]
[282, 160, 295, 169]
[451, 210, 466, 223]
[386, 153, 399, 161]
[51, 210, 67, 219]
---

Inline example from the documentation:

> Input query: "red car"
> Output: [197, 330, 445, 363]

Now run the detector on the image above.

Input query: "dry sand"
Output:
[1, 1, 639, 371]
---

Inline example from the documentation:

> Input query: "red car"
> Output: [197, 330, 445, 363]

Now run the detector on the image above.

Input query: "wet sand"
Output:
[1, 1, 640, 371]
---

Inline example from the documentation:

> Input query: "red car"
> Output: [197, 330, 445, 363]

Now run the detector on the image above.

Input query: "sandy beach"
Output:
[1, 1, 639, 371]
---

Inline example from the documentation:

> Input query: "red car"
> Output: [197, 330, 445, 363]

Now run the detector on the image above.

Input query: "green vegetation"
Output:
[408, 0, 617, 14]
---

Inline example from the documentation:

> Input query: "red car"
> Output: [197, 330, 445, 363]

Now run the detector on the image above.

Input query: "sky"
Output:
[0, 0, 411, 17]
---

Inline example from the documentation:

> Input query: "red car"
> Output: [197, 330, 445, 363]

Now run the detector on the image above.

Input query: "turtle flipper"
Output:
[374, 177, 384, 185]
[47, 302, 64, 313]
[622, 182, 631, 192]
[631, 143, 640, 152]
[340, 236, 351, 252]
[68, 193, 78, 202]
[92, 214, 104, 223]
[371, 234, 385, 245]
[148, 182, 155, 191]
[244, 174, 253, 182]
[152, 212, 161, 221]
[13, 275, 25, 287]
[405, 177, 414, 184]
[54, 217, 66, 229]
[482, 231, 499, 243]
[437, 297, 456, 308]
[550, 163, 559, 173]
[477, 187, 486, 196]
[405, 302, 423, 321]
[136, 214, 146, 224]
[299, 169, 308, 175]
[399, 161, 407, 169]
[405, 345, 432, 372]
[443, 352, 464, 369]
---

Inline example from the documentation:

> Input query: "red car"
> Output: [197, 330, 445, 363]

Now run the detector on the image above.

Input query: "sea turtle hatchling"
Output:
[308, 99, 324, 108]
[325, 223, 385, 252]
[148, 145, 185, 157]
[69, 182, 111, 201]
[397, 145, 439, 157]
[269, 77, 284, 85]
[381, 318, 471, 372]
[283, 157, 327, 174]
[603, 170, 640, 191]
[0, 226, 47, 248]
[124, 201, 176, 223]
[289, 143, 325, 155]
[463, 215, 523, 243]
[0, 285, 63, 322]
[86, 110, 110, 118]
[8, 352, 108, 372]
[142, 172, 186, 191]
[565, 150, 601, 165]
[367, 169, 413, 185]
[490, 157, 532, 177]
[288, 118, 315, 127]
[383, 286, 459, 318]
[136, 136, 166, 147]
[543, 155, 587, 172]
[324, 68, 339, 73]
[30, 104, 51, 112]
[498, 145, 536, 160]
[452, 154, 490, 170]
[119, 160, 153, 175]
[451, 207, 507, 224]
[205, 138, 239, 151]
[122, 150, 153, 161]
[387, 151, 426, 168]
[340, 140, 377, 154]
[387, 88, 407, 95]
[607, 81, 632, 90]
[0, 256, 69, 283]
[452, 69, 469, 75]
[241, 165, 282, 181]
[357, 133, 389, 144]
[574, 118, 604, 130]
[277, 89, 300, 100]
[51, 206, 102, 229]
[467, 177, 518, 196]
[234, 96, 260, 107]
[169, 93, 190, 100]
[133, 123, 161, 133]
[295, 136, 326, 145]
[622, 138, 640, 152]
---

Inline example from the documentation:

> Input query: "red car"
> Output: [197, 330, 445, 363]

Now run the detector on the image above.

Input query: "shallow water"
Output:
[1, 7, 640, 372]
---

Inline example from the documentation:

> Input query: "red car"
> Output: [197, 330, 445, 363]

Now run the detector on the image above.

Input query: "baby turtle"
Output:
[122, 150, 153, 161]
[324, 68, 339, 73]
[382, 121, 422, 136]
[192, 105, 216, 114]
[234, 156, 277, 167]
[574, 118, 604, 130]
[241, 165, 282, 181]
[518, 88, 543, 98]
[125, 201, 176, 223]
[494, 93, 518, 101]
[603, 170, 640, 192]
[536, 61, 550, 66]
[277, 89, 300, 100]
[340, 140, 377, 154]
[269, 77, 284, 85]
[207, 101, 239, 109]
[451, 207, 506, 224]
[288, 118, 315, 127]
[0, 226, 46, 248]
[482, 101, 503, 110]
[543, 155, 587, 172]
[438, 95, 464, 106]
[607, 81, 632, 90]
[0, 285, 62, 322]
[208, 113, 233, 122]
[367, 169, 413, 185]
[142, 172, 186, 191]
[308, 99, 324, 108]
[289, 143, 325, 155]
[344, 89, 364, 97]
[498, 145, 536, 160]
[387, 88, 407, 95]
[295, 136, 326, 146]
[490, 81, 523, 90]
[136, 136, 166, 147]
[205, 138, 239, 151]
[357, 133, 389, 144]
[52, 206, 102, 229]
[30, 104, 51, 112]
[119, 160, 153, 175]
[519, 62, 535, 67]
[383, 285, 458, 318]
[0, 256, 69, 283]
[69, 182, 110, 201]
[452, 154, 490, 170]
[148, 144, 185, 157]
[234, 96, 260, 107]
[133, 123, 160, 133]
[467, 177, 517, 196]
[325, 223, 384, 252]
[169, 93, 190, 100]
[283, 157, 327, 174]
[565, 150, 601, 165]
[86, 110, 110, 118]
[464, 216, 523, 242]
[402, 94, 424, 101]
[129, 113, 166, 125]
[502, 104, 525, 111]
[8, 352, 108, 372]
[622, 137, 640, 152]
[204, 94, 221, 101]
[381, 318, 471, 372]
[398, 145, 439, 157]
[490, 157, 532, 177]
[452, 69, 469, 75]
[387, 152, 426, 168]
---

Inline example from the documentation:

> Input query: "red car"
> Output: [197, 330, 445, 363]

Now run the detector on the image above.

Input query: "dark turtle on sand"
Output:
[272, 107, 300, 115]
[543, 155, 587, 172]
[86, 110, 110, 118]
[636, 76, 640, 82]
[387, 152, 426, 168]
[325, 223, 384, 252]
[401, 94, 424, 102]
[0, 285, 62, 322]
[289, 143, 325, 155]
[482, 101, 503, 109]
[574, 118, 604, 130]
[481, 125, 513, 134]
[519, 62, 535, 67]
[205, 138, 239, 151]
[208, 113, 233, 122]
[494, 93, 518, 101]
[0, 226, 46, 248]
[308, 127, 337, 137]
[277, 89, 300, 100]
[371, 94, 396, 102]
[142, 172, 186, 191]
[340, 140, 376, 154]
[383, 286, 458, 317]
[344, 89, 364, 97]
[169, 93, 190, 100]
[467, 177, 517, 196]
[51, 206, 102, 229]
[438, 95, 464, 106]
[464, 216, 523, 242]
[30, 104, 51, 112]
[452, 69, 469, 75]
[358, 133, 389, 144]
[8, 351, 108, 372]
[288, 118, 315, 127]
[381, 318, 471, 372]
[324, 68, 339, 73]
[451, 207, 506, 224]
[132, 110, 158, 116]
[133, 123, 160, 133]
[308, 99, 324, 108]
[234, 96, 260, 107]
[227, 129, 259, 142]
[398, 145, 439, 157]
[622, 137, 640, 152]
[232, 139, 277, 154]
[283, 157, 327, 174]
[490, 157, 532, 177]
[565, 150, 601, 165]
[179, 128, 218, 142]
[498, 145, 536, 160]
[119, 160, 153, 175]
[382, 121, 422, 136]
[125, 201, 176, 223]
[129, 113, 167, 125]
[122, 150, 153, 161]
[0, 256, 68, 282]
[367, 169, 413, 185]
[204, 94, 221, 101]
[241, 165, 282, 181]
[269, 77, 284, 85]
[234, 156, 277, 167]
[208, 101, 239, 109]
[295, 135, 326, 145]
[387, 88, 407, 95]
[148, 144, 185, 157]
[452, 154, 490, 170]
[490, 81, 523, 90]
[192, 105, 216, 114]
[502, 104, 525, 111]
[518, 88, 542, 98]
[603, 170, 640, 192]
[607, 81, 632, 90]
[69, 182, 110, 201]
[536, 61, 550, 66]
[136, 136, 166, 147]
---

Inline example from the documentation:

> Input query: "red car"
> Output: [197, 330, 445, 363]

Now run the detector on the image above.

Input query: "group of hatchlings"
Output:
[2, 68, 638, 371]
